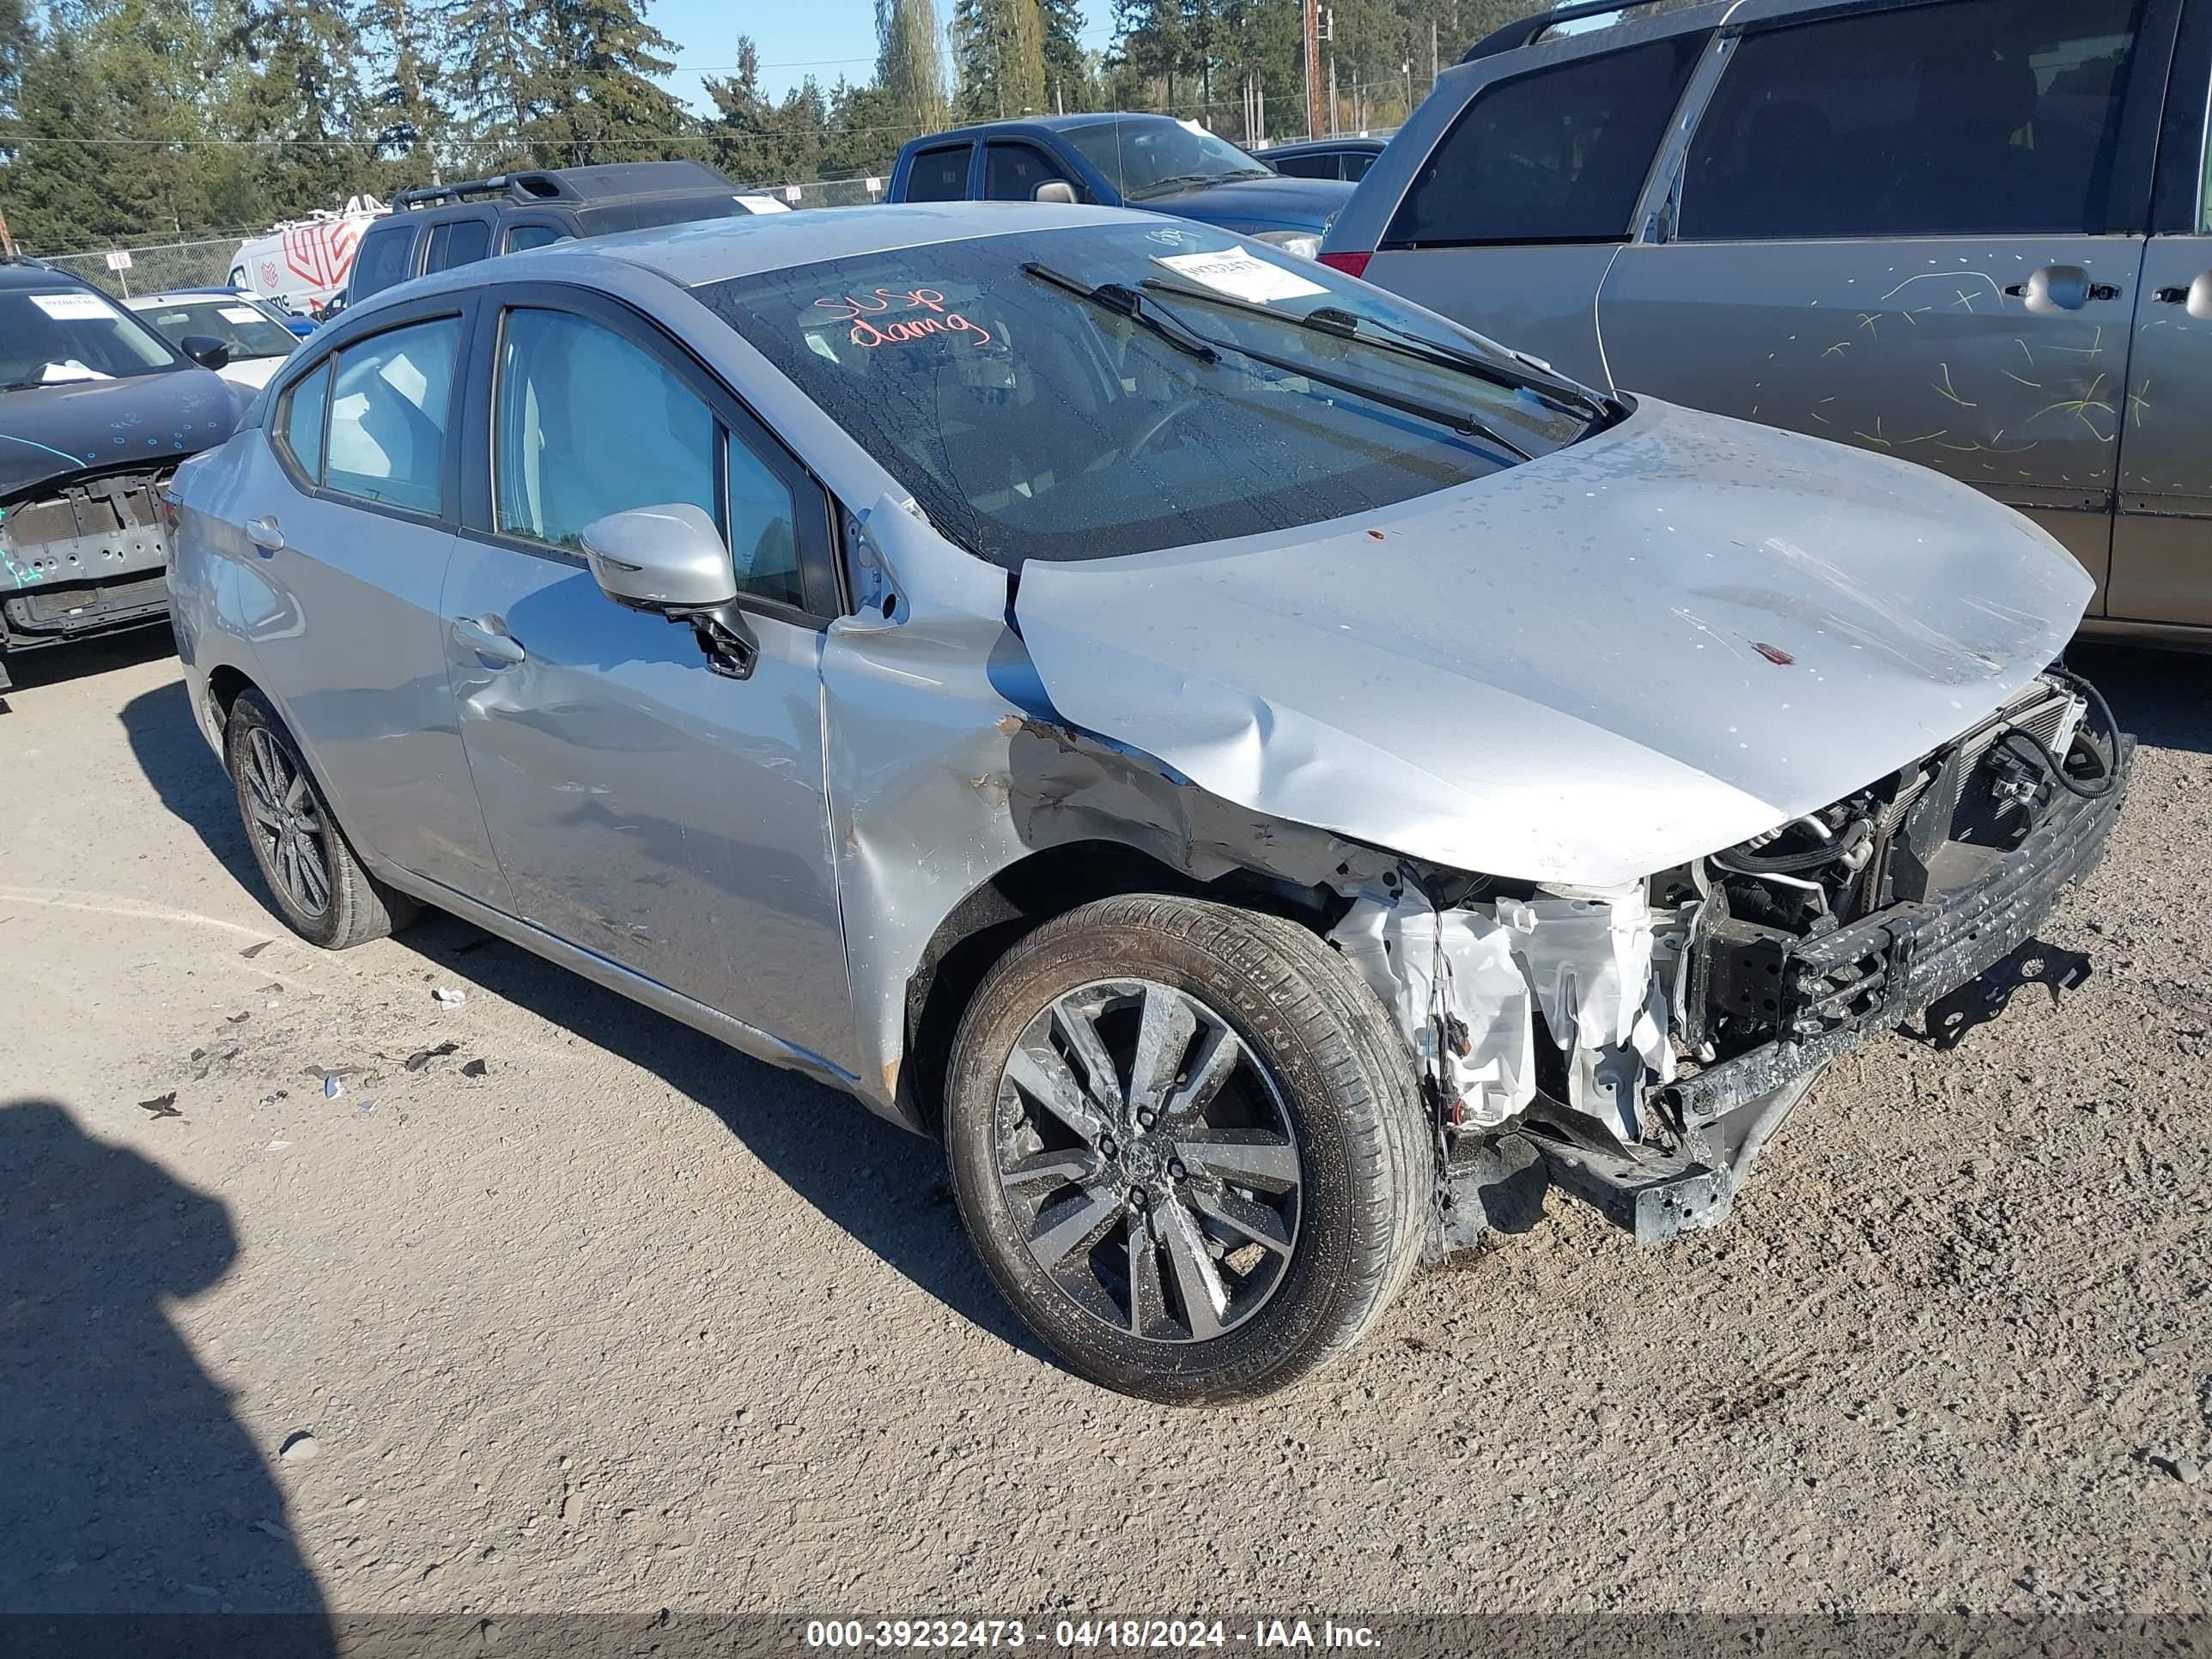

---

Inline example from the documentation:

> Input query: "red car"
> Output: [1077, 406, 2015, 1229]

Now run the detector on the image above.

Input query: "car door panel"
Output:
[1598, 236, 2144, 605]
[246, 308, 507, 904]
[443, 286, 854, 1066]
[2110, 240, 2212, 623]
[440, 548, 852, 1065]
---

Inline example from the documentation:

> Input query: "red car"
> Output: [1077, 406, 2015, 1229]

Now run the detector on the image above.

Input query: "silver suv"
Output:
[168, 205, 2124, 1401]
[1322, 0, 2209, 645]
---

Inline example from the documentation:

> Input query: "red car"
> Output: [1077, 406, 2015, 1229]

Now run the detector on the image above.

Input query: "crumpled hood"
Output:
[1012, 398, 2092, 886]
[0, 368, 242, 501]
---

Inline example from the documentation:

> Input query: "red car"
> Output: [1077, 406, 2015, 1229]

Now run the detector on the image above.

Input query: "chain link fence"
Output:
[41, 238, 242, 300]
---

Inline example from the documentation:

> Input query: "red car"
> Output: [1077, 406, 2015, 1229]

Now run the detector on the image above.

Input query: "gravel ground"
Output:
[2, 631, 2208, 1623]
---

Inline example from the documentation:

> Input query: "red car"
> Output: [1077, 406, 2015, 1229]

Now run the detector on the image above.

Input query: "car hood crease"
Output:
[0, 369, 242, 501]
[1011, 399, 2092, 886]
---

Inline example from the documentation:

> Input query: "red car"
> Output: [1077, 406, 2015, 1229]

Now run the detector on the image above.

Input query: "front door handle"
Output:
[453, 616, 526, 666]
[246, 516, 284, 556]
[2001, 265, 2118, 312]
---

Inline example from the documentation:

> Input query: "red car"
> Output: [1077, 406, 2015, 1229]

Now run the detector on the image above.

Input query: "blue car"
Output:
[887, 112, 1353, 257]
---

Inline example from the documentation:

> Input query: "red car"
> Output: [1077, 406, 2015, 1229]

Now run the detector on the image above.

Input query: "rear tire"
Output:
[944, 895, 1429, 1404]
[226, 690, 417, 950]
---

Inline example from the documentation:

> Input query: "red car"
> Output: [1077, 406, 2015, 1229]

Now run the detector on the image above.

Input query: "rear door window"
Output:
[325, 317, 461, 514]
[1679, 0, 2150, 240]
[904, 143, 974, 201]
[503, 222, 569, 254]
[426, 216, 492, 272]
[1270, 153, 1340, 179]
[349, 224, 417, 300]
[985, 142, 1076, 201]
[1384, 33, 1707, 247]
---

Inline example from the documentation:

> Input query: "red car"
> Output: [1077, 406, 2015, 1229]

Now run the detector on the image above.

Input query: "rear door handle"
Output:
[453, 615, 526, 666]
[246, 516, 284, 556]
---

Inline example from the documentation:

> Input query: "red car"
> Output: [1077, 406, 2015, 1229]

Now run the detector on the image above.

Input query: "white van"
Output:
[226, 198, 389, 319]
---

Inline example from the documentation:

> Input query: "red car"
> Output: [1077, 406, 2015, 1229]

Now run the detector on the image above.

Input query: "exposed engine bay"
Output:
[1325, 666, 2125, 1252]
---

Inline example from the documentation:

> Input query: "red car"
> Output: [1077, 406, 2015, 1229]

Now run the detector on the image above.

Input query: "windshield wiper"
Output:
[1131, 283, 1534, 462]
[1141, 277, 1607, 422]
[1022, 262, 1219, 364]
[1125, 173, 1223, 199]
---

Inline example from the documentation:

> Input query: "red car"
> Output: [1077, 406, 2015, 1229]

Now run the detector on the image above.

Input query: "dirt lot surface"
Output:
[3, 633, 2209, 1624]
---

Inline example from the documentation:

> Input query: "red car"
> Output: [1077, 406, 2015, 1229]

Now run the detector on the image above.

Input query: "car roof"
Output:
[906, 111, 1201, 147]
[1262, 137, 1389, 156]
[524, 199, 1145, 289]
[0, 259, 78, 289]
[1459, 0, 1904, 66]
[127, 289, 258, 305]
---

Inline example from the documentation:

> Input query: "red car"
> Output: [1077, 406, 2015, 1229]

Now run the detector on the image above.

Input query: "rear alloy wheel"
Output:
[226, 690, 416, 950]
[945, 895, 1429, 1404]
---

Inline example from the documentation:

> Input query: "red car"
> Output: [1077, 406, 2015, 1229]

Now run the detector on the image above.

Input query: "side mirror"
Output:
[1032, 180, 1078, 205]
[179, 334, 231, 371]
[580, 502, 758, 680]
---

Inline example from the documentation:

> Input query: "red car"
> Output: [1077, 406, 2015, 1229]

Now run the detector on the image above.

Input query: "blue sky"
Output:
[650, 0, 1121, 107]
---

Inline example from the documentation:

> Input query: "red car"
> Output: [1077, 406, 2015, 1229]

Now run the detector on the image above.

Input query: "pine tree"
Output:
[952, 0, 1045, 120]
[875, 0, 946, 142]
[533, 0, 686, 165]
[439, 0, 552, 166]
[1036, 0, 1091, 112]
[359, 0, 446, 182]
[228, 0, 375, 217]
[3, 23, 118, 248]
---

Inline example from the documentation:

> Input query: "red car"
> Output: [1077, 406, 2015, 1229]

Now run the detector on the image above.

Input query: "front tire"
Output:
[226, 690, 416, 950]
[945, 896, 1429, 1404]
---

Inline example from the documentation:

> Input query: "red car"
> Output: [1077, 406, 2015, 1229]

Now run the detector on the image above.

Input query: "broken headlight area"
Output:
[0, 470, 177, 662]
[1328, 667, 2127, 1255]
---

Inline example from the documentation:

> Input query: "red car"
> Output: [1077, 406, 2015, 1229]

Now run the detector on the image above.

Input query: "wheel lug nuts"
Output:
[1137, 1109, 1157, 1128]
[1098, 1135, 1115, 1157]
[1168, 1160, 1186, 1180]
[1129, 1188, 1148, 1208]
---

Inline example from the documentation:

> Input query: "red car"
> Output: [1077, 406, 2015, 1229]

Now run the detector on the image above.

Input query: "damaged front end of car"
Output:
[1323, 667, 2129, 1254]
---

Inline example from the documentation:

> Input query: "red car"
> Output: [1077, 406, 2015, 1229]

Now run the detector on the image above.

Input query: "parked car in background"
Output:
[888, 113, 1352, 257]
[169, 205, 2123, 1402]
[1260, 135, 1389, 182]
[1322, 0, 2212, 646]
[0, 259, 244, 688]
[228, 197, 390, 320]
[126, 289, 303, 390]
[344, 161, 791, 310]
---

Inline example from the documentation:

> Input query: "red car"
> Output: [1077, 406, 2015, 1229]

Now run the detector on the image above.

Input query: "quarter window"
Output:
[349, 225, 416, 300]
[1678, 0, 2147, 240]
[279, 360, 331, 479]
[1385, 34, 1705, 246]
[504, 223, 568, 254]
[324, 317, 460, 514]
[905, 143, 973, 202]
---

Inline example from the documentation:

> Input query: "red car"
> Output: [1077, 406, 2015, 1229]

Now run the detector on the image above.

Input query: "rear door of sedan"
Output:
[438, 282, 855, 1067]
[247, 297, 509, 906]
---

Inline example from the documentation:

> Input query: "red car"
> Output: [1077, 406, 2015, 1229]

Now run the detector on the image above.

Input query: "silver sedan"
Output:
[167, 203, 2126, 1402]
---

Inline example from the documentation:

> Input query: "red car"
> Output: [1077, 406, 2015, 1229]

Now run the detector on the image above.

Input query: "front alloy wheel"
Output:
[994, 978, 1302, 1344]
[945, 895, 1430, 1404]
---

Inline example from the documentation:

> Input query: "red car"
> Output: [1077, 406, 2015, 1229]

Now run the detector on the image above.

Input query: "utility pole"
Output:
[1321, 5, 1335, 137]
[1303, 0, 1323, 145]
[1431, 19, 1439, 90]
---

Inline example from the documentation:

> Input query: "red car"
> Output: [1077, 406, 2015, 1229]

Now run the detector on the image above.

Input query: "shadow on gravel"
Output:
[116, 680, 1048, 1367]
[0, 1099, 333, 1638]
[395, 912, 1050, 1365]
[118, 678, 272, 910]
[0, 624, 175, 704]
[2070, 643, 2212, 757]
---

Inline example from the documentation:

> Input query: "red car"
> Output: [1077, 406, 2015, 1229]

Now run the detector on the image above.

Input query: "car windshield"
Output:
[702, 222, 1594, 566]
[1060, 118, 1275, 199]
[0, 283, 183, 388]
[129, 296, 298, 361]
